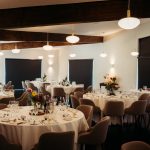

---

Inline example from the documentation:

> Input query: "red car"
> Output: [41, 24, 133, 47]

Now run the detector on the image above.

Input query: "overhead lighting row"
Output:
[1, 0, 141, 57]
[43, 33, 80, 51]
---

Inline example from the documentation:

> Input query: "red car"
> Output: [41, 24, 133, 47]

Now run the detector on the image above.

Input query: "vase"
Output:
[107, 89, 115, 96]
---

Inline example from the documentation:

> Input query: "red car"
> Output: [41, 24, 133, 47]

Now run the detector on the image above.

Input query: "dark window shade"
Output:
[5, 59, 41, 89]
[139, 36, 150, 58]
[69, 59, 93, 89]
[138, 57, 150, 88]
[138, 36, 150, 88]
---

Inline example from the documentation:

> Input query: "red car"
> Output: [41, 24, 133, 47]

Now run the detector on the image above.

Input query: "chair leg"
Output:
[78, 144, 84, 150]
[141, 114, 146, 128]
[120, 116, 123, 127]
[96, 144, 102, 150]
[147, 113, 150, 129]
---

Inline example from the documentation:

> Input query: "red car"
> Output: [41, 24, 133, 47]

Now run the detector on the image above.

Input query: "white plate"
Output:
[1, 118, 10, 122]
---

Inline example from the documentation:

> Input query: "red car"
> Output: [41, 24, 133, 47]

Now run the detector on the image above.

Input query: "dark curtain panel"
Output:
[138, 36, 150, 88]
[138, 57, 150, 88]
[5, 59, 41, 89]
[69, 59, 93, 89]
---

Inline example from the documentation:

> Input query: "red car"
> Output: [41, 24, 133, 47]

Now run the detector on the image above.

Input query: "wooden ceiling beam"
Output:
[0, 0, 149, 29]
[0, 40, 101, 50]
[0, 29, 103, 43]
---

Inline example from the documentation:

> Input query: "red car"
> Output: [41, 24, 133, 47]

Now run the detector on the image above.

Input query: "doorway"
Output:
[69, 59, 93, 89]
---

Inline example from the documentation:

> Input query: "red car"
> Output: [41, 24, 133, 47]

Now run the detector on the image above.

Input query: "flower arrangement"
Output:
[27, 88, 39, 104]
[59, 77, 70, 86]
[104, 74, 119, 95]
[42, 73, 47, 82]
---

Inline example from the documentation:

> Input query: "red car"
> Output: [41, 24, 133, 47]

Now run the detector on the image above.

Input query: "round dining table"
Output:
[0, 106, 88, 150]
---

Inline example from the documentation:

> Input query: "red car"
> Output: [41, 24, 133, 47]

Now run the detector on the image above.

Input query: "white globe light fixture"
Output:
[43, 42, 53, 51]
[43, 33, 53, 51]
[11, 44, 21, 54]
[66, 34, 80, 44]
[118, 0, 140, 29]
[12, 49, 20, 54]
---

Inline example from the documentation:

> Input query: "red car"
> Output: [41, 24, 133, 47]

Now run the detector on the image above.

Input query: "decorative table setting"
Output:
[0, 104, 88, 150]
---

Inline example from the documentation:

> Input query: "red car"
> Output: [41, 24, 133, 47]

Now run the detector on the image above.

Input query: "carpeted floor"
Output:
[85, 124, 150, 150]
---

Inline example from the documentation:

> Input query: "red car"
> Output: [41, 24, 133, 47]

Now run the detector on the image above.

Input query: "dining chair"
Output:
[70, 95, 80, 109]
[121, 141, 150, 150]
[77, 105, 93, 127]
[4, 81, 14, 90]
[138, 93, 150, 100]
[0, 134, 22, 150]
[53, 87, 66, 101]
[78, 116, 110, 150]
[146, 103, 150, 128]
[0, 103, 7, 109]
[74, 87, 84, 93]
[37, 131, 75, 150]
[103, 100, 124, 126]
[79, 98, 101, 122]
[0, 97, 15, 105]
[18, 92, 29, 106]
[124, 100, 147, 127]
[74, 91, 83, 99]
[84, 85, 93, 93]
[4, 81, 12, 89]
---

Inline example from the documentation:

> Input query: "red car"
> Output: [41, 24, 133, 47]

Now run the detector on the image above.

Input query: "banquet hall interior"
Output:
[0, 0, 150, 150]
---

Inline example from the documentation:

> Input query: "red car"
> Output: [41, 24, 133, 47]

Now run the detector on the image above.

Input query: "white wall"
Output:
[58, 22, 150, 90]
[0, 21, 150, 90]
[0, 48, 59, 84]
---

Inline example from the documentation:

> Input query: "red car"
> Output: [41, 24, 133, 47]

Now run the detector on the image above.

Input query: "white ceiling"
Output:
[0, 0, 105, 9]
[1, 0, 150, 39]
[12, 19, 150, 36]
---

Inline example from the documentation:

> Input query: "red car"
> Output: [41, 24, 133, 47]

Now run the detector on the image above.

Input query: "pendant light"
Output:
[66, 25, 80, 44]
[99, 41, 107, 58]
[66, 33, 80, 44]
[12, 44, 20, 54]
[118, 0, 140, 29]
[43, 33, 53, 51]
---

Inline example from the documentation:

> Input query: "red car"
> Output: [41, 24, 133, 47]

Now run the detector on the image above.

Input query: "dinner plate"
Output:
[1, 118, 10, 122]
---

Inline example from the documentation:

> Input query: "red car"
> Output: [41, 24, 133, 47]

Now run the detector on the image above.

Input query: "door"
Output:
[69, 59, 93, 89]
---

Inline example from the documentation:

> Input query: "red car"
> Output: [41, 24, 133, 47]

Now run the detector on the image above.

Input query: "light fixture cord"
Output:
[127, 0, 131, 17]
[72, 25, 74, 36]
[128, 0, 130, 10]
[15, 44, 17, 49]
[47, 33, 49, 45]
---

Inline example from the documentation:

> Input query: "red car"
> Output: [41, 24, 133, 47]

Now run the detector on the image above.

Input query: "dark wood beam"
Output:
[0, 30, 103, 44]
[0, 0, 149, 29]
[0, 40, 102, 50]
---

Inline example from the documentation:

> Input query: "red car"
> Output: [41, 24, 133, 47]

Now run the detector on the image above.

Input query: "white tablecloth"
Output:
[83, 93, 138, 110]
[0, 91, 14, 100]
[46, 84, 84, 95]
[30, 81, 50, 89]
[0, 106, 88, 150]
